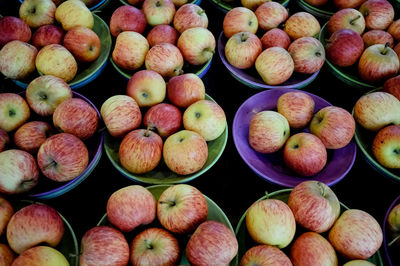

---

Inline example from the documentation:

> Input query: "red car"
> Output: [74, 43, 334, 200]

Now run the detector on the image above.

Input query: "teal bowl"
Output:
[207, 0, 290, 13]
[235, 189, 384, 265]
[296, 0, 335, 20]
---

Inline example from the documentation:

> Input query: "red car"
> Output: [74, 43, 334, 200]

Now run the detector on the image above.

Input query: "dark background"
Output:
[1, 0, 400, 264]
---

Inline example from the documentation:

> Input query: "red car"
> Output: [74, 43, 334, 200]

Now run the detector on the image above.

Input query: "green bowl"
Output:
[103, 94, 228, 184]
[296, 0, 335, 20]
[97, 184, 238, 266]
[207, 0, 290, 13]
[235, 189, 384, 265]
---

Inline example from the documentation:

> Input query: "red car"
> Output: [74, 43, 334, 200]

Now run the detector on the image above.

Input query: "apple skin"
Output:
[145, 43, 184, 78]
[0, 243, 15, 266]
[100, 95, 142, 138]
[106, 185, 156, 232]
[167, 73, 205, 108]
[388, 19, 400, 41]
[26, 75, 72, 117]
[246, 198, 296, 248]
[143, 103, 182, 138]
[19, 0, 56, 28]
[383, 75, 400, 100]
[109, 5, 146, 37]
[343, 260, 376, 266]
[37, 133, 89, 182]
[163, 130, 208, 175]
[362, 29, 393, 48]
[225, 31, 262, 69]
[290, 232, 338, 266]
[0, 16, 31, 48]
[0, 129, 9, 152]
[157, 184, 208, 234]
[284, 12, 320, 40]
[119, 129, 163, 174]
[127, 70, 166, 108]
[359, 0, 394, 30]
[0, 196, 14, 236]
[277, 91, 315, 129]
[388, 203, 400, 235]
[14, 121, 53, 154]
[372, 125, 400, 168]
[260, 28, 291, 50]
[394, 42, 400, 60]
[288, 180, 340, 233]
[146, 25, 179, 47]
[55, 0, 94, 30]
[240, 244, 292, 266]
[328, 209, 383, 260]
[142, 0, 176, 27]
[0, 93, 30, 133]
[63, 26, 101, 63]
[288, 36, 325, 74]
[327, 8, 366, 35]
[0, 40, 37, 80]
[80, 225, 130, 266]
[223, 7, 258, 38]
[255, 2, 288, 31]
[32, 24, 64, 49]
[6, 203, 64, 255]
[174, 3, 208, 34]
[334, 0, 366, 9]
[186, 221, 238, 266]
[12, 246, 69, 266]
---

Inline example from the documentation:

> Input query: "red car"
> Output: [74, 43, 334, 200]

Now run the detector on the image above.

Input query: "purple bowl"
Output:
[232, 88, 357, 187]
[383, 195, 400, 266]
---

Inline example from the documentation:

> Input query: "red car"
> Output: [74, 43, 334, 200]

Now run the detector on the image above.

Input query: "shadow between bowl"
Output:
[295, 0, 334, 20]
[383, 194, 400, 266]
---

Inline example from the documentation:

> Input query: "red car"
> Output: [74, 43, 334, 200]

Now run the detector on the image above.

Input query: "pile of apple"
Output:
[222, 3, 325, 85]
[0, 0, 102, 83]
[248, 90, 355, 176]
[109, 1, 215, 79]
[79, 184, 238, 265]
[0, 74, 100, 194]
[101, 70, 226, 176]
[324, 0, 400, 84]
[240, 180, 383, 265]
[0, 196, 72, 265]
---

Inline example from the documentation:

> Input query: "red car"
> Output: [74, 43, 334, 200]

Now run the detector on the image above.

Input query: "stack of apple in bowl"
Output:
[0, 0, 112, 89]
[319, 0, 399, 89]
[109, 2, 214, 81]
[0, 76, 103, 199]
[218, 3, 325, 89]
[80, 184, 238, 265]
[383, 194, 400, 265]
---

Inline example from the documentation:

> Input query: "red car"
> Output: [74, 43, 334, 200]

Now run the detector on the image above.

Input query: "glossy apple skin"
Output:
[14, 121, 53, 154]
[37, 133, 89, 182]
[174, 3, 208, 34]
[106, 185, 156, 232]
[167, 73, 205, 108]
[223, 7, 258, 38]
[225, 32, 262, 69]
[145, 43, 184, 78]
[334, 0, 366, 9]
[119, 129, 163, 174]
[328, 209, 383, 260]
[255, 2, 288, 31]
[63, 26, 101, 63]
[6, 204, 64, 255]
[0, 16, 31, 47]
[100, 95, 142, 138]
[327, 8, 366, 35]
[0, 196, 14, 236]
[383, 75, 400, 100]
[290, 232, 338, 266]
[240, 244, 292, 266]
[388, 19, 400, 41]
[277, 91, 315, 129]
[146, 25, 179, 47]
[284, 12, 320, 40]
[359, 0, 394, 30]
[55, 0, 94, 30]
[288, 36, 325, 74]
[32, 24, 64, 49]
[109, 5, 146, 37]
[372, 125, 400, 168]
[362, 29, 393, 48]
[12, 246, 69, 266]
[157, 184, 208, 234]
[261, 28, 291, 50]
[0, 243, 15, 266]
[80, 225, 130, 266]
[19, 0, 56, 28]
[186, 221, 238, 266]
[0, 93, 30, 132]
[142, 0, 176, 27]
[144, 103, 182, 138]
[0, 129, 9, 152]
[130, 227, 180, 266]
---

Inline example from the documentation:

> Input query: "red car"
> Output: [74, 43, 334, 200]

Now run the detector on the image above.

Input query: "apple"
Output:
[394, 42, 400, 58]
[0, 150, 39, 194]
[119, 129, 163, 174]
[19, 0, 56, 28]
[32, 24, 64, 49]
[240, 244, 292, 266]
[290, 232, 338, 266]
[14, 121, 53, 154]
[163, 130, 208, 175]
[288, 180, 340, 233]
[157, 184, 208, 234]
[0, 16, 31, 47]
[362, 29, 393, 48]
[12, 246, 69, 266]
[359, 0, 394, 30]
[6, 203, 64, 254]
[0, 196, 14, 236]
[174, 4, 208, 34]
[130, 227, 180, 266]
[186, 221, 238, 266]
[0, 243, 15, 266]
[55, 0, 94, 30]
[80, 226, 129, 266]
[388, 19, 400, 41]
[284, 12, 320, 40]
[328, 209, 383, 259]
[327, 8, 366, 35]
[112, 31, 149, 71]
[126, 70, 166, 107]
[106, 185, 156, 232]
[109, 5, 146, 37]
[358, 43, 399, 83]
[143, 103, 182, 138]
[0, 93, 30, 132]
[37, 133, 89, 182]
[277, 91, 315, 129]
[63, 26, 101, 63]
[383, 75, 400, 100]
[260, 28, 291, 50]
[325, 28, 364, 67]
[145, 43, 184, 78]
[26, 75, 72, 116]
[387, 203, 400, 235]
[125, 0, 144, 5]
[146, 25, 179, 47]
[167, 73, 205, 108]
[142, 0, 176, 27]
[372, 125, 400, 168]
[255, 47, 294, 85]
[255, 2, 288, 31]
[288, 36, 325, 74]
[240, 0, 267, 10]
[100, 95, 142, 138]
[343, 260, 376, 266]
[304, 0, 328, 6]
[223, 7, 258, 38]
[224, 31, 262, 69]
[246, 198, 296, 248]
[0, 129, 9, 152]
[334, 0, 367, 9]
[0, 40, 37, 80]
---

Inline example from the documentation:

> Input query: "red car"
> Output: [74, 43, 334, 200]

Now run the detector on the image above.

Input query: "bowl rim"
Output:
[207, 0, 290, 13]
[383, 194, 400, 266]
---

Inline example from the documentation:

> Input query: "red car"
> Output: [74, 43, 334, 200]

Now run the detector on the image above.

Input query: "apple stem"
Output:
[388, 234, 400, 247]
[350, 15, 361, 25]
[159, 200, 176, 207]
[264, 191, 269, 199]
[381, 42, 390, 55]
[317, 182, 326, 197]
[240, 33, 248, 42]
[174, 68, 184, 76]
[144, 126, 154, 137]
[42, 160, 57, 171]
[144, 239, 153, 249]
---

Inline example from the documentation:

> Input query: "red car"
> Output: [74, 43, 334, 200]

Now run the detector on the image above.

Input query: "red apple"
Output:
[173, 3, 208, 34]
[143, 103, 182, 138]
[260, 28, 291, 50]
[372, 125, 400, 168]
[13, 121, 53, 154]
[0, 93, 30, 133]
[277, 91, 315, 129]
[0, 243, 15, 266]
[359, 0, 394, 30]
[394, 42, 400, 58]
[388, 19, 400, 41]
[12, 246, 68, 266]
[362, 29, 394, 48]
[284, 12, 320, 40]
[142, 0, 176, 27]
[0, 196, 14, 236]
[109, 5, 146, 37]
[223, 7, 258, 38]
[145, 43, 184, 78]
[240, 244, 292, 266]
[0, 16, 31, 48]
[63, 26, 101, 63]
[0, 129, 9, 152]
[288, 36, 325, 74]
[334, 0, 366, 9]
[383, 75, 400, 100]
[255, 2, 288, 31]
[146, 25, 179, 47]
[327, 8, 366, 35]
[166, 73, 205, 108]
[225, 31, 262, 69]
[32, 24, 64, 49]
